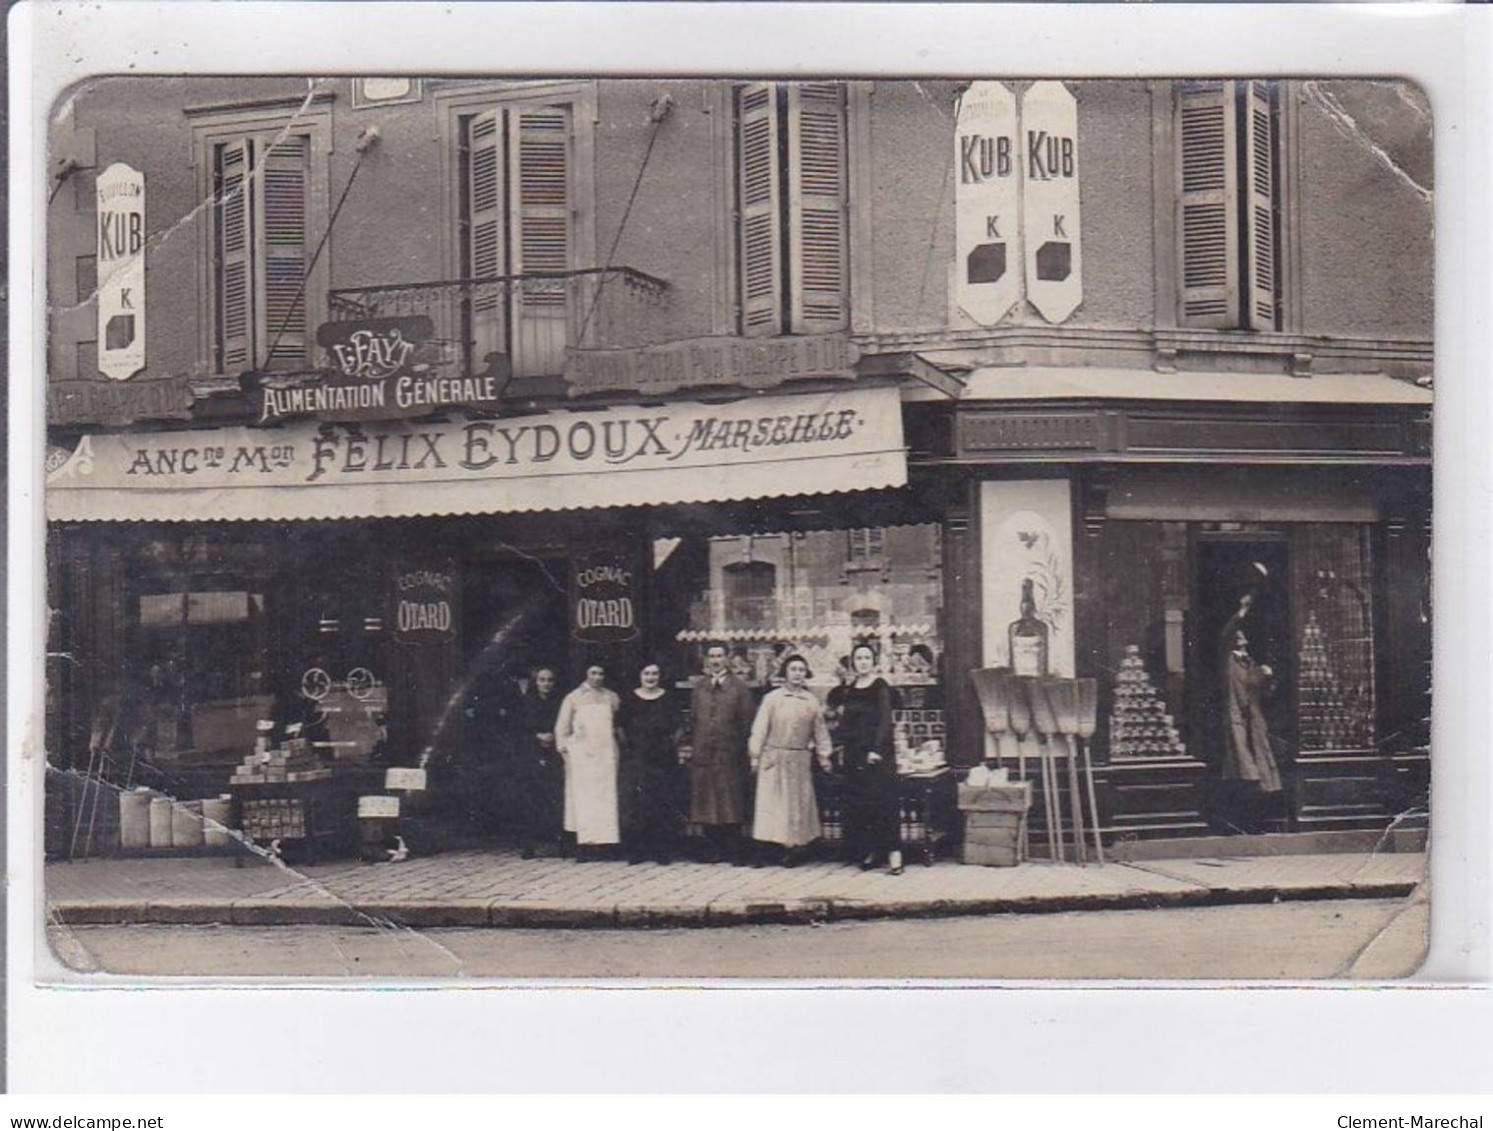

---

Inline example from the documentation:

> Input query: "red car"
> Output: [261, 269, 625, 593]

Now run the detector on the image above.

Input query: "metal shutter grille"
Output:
[510, 104, 571, 374]
[214, 138, 253, 371]
[736, 82, 782, 337]
[258, 135, 310, 368]
[464, 109, 507, 360]
[1176, 81, 1239, 328]
[1242, 81, 1279, 330]
[787, 82, 848, 333]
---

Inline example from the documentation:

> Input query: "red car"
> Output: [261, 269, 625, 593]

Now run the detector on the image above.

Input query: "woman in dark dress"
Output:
[839, 643, 904, 875]
[510, 664, 564, 858]
[618, 660, 684, 865]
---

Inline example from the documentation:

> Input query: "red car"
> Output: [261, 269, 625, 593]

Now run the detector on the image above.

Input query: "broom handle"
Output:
[1042, 739, 1062, 863]
[1081, 736, 1105, 865]
[1065, 735, 1087, 866]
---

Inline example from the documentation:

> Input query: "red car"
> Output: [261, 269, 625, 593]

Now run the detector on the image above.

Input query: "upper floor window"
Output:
[735, 82, 849, 337]
[458, 102, 574, 378]
[210, 133, 314, 374]
[1177, 80, 1281, 331]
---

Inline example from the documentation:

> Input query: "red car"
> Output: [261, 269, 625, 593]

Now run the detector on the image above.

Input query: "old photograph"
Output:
[40, 74, 1432, 980]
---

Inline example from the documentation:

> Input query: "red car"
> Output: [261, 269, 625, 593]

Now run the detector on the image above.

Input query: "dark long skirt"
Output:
[844, 757, 900, 861]
[624, 753, 682, 858]
[513, 748, 565, 847]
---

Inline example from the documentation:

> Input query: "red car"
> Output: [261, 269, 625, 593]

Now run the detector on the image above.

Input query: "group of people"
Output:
[499, 642, 905, 873]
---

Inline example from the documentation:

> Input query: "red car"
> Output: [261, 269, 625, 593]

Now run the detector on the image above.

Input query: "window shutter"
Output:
[1241, 81, 1278, 330]
[256, 134, 310, 370]
[736, 82, 782, 338]
[510, 104, 571, 376]
[1176, 81, 1239, 329]
[787, 82, 849, 333]
[214, 138, 253, 373]
[465, 109, 508, 369]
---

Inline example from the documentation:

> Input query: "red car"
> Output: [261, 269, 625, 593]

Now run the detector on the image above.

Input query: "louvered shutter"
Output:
[1176, 81, 1239, 328]
[1240, 81, 1279, 330]
[256, 134, 310, 370]
[465, 109, 507, 370]
[214, 138, 253, 373]
[510, 105, 570, 377]
[787, 82, 849, 333]
[736, 82, 782, 338]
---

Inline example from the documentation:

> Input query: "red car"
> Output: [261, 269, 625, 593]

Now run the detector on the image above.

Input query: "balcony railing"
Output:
[328, 267, 670, 381]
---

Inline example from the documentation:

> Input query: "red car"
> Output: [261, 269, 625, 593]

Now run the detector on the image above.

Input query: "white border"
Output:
[10, 1, 1492, 1094]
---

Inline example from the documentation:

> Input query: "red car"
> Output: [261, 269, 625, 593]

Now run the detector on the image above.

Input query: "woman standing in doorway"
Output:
[510, 664, 563, 858]
[555, 663, 622, 860]
[618, 660, 684, 865]
[748, 654, 833, 867]
[838, 643, 904, 875]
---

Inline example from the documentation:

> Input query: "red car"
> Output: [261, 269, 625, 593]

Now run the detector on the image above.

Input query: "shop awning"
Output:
[937, 366, 1433, 406]
[45, 385, 908, 523]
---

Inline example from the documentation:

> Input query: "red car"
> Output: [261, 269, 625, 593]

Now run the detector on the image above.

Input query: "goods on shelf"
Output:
[893, 707, 947, 774]
[241, 797, 307, 841]
[1297, 609, 1373, 750]
[229, 745, 330, 785]
[1109, 644, 1187, 759]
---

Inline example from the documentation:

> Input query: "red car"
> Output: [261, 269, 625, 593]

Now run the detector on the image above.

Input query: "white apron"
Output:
[561, 695, 621, 845]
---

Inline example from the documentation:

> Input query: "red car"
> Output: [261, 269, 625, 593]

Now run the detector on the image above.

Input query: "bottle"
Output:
[1008, 578, 1050, 678]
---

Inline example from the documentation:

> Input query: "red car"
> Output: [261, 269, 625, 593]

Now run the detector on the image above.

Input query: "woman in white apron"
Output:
[555, 664, 622, 860]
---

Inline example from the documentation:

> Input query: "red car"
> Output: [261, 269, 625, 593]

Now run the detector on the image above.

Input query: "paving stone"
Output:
[355, 900, 492, 928]
[229, 899, 364, 927]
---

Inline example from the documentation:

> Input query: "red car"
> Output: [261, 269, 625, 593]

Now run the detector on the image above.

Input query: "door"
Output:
[1190, 535, 1293, 832]
[459, 556, 569, 760]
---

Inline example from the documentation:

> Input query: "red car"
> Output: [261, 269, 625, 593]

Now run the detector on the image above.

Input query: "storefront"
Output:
[45, 362, 1432, 857]
[928, 367, 1433, 845]
[44, 383, 940, 853]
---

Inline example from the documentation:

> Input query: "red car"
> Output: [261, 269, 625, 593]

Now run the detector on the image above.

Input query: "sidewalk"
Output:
[44, 846, 1428, 929]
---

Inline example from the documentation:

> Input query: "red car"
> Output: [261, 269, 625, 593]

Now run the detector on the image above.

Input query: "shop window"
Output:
[846, 527, 885, 570]
[459, 103, 575, 377]
[209, 133, 314, 374]
[661, 523, 944, 774]
[132, 585, 270, 759]
[1290, 525, 1376, 752]
[661, 521, 944, 715]
[1176, 80, 1282, 330]
[722, 560, 777, 630]
[735, 82, 850, 336]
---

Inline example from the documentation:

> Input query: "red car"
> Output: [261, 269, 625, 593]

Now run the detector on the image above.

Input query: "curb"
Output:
[48, 878, 1418, 930]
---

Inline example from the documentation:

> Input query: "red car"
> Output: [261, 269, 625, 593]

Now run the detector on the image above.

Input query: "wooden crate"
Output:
[965, 810, 1024, 833]
[957, 782, 1032, 813]
[962, 839, 1021, 868]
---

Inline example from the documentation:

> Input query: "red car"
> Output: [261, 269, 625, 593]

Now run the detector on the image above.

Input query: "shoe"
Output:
[888, 863, 904, 876]
[655, 855, 673, 866]
[859, 855, 878, 872]
[627, 854, 644, 866]
[782, 849, 800, 869]
[521, 845, 536, 860]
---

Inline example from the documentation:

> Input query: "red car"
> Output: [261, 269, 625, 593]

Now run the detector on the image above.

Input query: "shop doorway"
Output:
[462, 555, 569, 686]
[1191, 535, 1294, 833]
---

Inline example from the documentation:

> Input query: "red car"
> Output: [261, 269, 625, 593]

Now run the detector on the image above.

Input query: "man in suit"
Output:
[685, 642, 755, 863]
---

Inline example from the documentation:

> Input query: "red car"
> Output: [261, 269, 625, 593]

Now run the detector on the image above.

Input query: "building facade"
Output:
[45, 77, 1432, 854]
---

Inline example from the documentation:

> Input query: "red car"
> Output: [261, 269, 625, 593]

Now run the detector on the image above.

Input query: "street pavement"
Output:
[44, 844, 1427, 933]
[45, 895, 1429, 979]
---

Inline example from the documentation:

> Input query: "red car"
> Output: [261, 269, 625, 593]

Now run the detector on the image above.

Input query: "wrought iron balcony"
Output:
[328, 267, 670, 381]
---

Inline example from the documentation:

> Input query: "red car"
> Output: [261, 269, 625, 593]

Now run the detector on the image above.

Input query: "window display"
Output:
[661, 523, 946, 767]
[1291, 525, 1376, 752]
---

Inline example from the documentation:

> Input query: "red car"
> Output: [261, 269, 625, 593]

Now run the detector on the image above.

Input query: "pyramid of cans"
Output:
[1297, 610, 1366, 750]
[1109, 644, 1187, 759]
